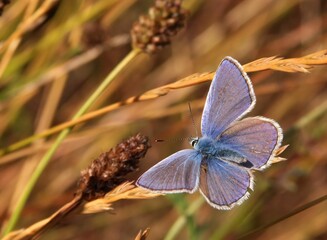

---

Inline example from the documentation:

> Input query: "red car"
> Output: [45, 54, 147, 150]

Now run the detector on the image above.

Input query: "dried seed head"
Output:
[0, 0, 11, 16]
[76, 133, 151, 201]
[131, 0, 187, 54]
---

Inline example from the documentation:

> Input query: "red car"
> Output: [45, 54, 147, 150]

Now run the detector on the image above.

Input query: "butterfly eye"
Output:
[190, 138, 199, 147]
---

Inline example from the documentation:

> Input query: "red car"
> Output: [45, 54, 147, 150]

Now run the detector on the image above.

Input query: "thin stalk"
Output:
[294, 99, 327, 129]
[239, 194, 327, 239]
[164, 197, 205, 240]
[2, 49, 141, 236]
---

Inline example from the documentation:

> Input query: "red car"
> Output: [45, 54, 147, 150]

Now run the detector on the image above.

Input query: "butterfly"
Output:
[137, 57, 283, 210]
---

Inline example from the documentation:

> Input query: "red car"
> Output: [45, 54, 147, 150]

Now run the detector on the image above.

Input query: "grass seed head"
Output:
[76, 133, 151, 201]
[131, 0, 187, 53]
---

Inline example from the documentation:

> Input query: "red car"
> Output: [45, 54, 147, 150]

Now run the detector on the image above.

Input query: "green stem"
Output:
[294, 99, 327, 129]
[164, 197, 205, 240]
[2, 49, 141, 236]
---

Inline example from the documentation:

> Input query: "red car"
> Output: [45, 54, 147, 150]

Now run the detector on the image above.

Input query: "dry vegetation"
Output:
[0, 0, 327, 239]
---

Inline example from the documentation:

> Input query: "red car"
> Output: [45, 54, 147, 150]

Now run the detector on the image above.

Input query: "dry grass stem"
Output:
[3, 131, 152, 239]
[0, 0, 58, 53]
[1, 49, 327, 157]
[243, 49, 327, 72]
[2, 196, 82, 240]
[2, 182, 159, 239]
[82, 182, 162, 214]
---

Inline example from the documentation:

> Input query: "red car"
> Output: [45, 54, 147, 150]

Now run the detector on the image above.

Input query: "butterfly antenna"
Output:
[188, 102, 199, 138]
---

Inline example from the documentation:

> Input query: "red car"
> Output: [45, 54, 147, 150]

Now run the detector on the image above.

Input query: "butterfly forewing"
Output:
[219, 117, 283, 170]
[201, 57, 256, 139]
[199, 158, 253, 210]
[136, 149, 202, 193]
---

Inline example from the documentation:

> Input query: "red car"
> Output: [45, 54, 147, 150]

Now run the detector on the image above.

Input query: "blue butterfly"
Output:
[137, 57, 283, 210]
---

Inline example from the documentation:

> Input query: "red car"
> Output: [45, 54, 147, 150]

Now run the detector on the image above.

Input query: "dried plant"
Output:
[76, 133, 151, 201]
[1, 49, 327, 159]
[82, 182, 161, 214]
[1, 0, 188, 236]
[131, 0, 187, 53]
[1, 0, 327, 239]
[3, 134, 153, 240]
[3, 183, 159, 240]
[242, 50, 327, 73]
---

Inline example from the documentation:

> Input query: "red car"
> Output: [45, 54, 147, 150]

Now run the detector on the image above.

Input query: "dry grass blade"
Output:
[1, 49, 327, 159]
[2, 133, 150, 238]
[2, 196, 82, 240]
[135, 228, 150, 240]
[82, 182, 162, 214]
[2, 182, 159, 239]
[0, 0, 58, 53]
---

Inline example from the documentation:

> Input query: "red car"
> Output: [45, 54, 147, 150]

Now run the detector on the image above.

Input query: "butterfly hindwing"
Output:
[136, 149, 202, 193]
[199, 157, 254, 210]
[201, 57, 256, 139]
[219, 117, 283, 170]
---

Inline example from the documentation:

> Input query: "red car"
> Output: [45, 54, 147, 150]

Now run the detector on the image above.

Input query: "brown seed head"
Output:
[131, 0, 187, 54]
[76, 133, 151, 201]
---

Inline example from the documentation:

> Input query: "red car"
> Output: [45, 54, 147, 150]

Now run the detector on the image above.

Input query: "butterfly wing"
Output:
[199, 157, 253, 210]
[219, 117, 283, 170]
[201, 57, 256, 139]
[136, 149, 202, 193]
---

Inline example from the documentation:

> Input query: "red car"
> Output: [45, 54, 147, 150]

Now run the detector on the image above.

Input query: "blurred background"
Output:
[0, 0, 326, 239]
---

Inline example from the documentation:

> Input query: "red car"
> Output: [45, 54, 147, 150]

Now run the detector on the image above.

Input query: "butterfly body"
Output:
[193, 136, 245, 164]
[137, 57, 284, 210]
[193, 136, 217, 156]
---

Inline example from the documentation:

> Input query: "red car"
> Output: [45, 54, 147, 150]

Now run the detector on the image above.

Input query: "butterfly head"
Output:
[189, 137, 199, 147]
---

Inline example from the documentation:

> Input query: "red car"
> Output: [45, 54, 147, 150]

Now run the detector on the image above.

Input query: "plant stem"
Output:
[2, 49, 141, 236]
[239, 194, 327, 239]
[164, 197, 205, 240]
